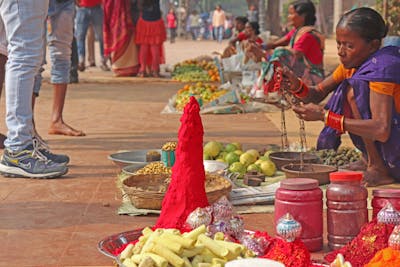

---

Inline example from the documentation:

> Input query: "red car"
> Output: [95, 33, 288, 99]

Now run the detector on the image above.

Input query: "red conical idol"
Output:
[155, 97, 209, 230]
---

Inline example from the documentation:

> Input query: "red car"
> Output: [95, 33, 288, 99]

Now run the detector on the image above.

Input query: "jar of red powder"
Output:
[326, 172, 368, 250]
[274, 178, 323, 252]
[372, 189, 400, 219]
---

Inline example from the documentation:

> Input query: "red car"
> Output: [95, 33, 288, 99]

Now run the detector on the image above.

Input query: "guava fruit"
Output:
[240, 152, 256, 167]
[204, 141, 221, 158]
[225, 152, 240, 165]
[260, 160, 276, 177]
[229, 162, 246, 178]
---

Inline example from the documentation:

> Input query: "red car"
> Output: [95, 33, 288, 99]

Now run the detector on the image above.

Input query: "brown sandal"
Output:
[137, 72, 146, 78]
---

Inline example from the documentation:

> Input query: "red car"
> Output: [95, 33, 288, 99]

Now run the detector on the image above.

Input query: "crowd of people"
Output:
[0, 0, 398, 188]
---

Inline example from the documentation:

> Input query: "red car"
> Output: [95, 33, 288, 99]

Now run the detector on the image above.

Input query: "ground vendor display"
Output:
[100, 97, 400, 267]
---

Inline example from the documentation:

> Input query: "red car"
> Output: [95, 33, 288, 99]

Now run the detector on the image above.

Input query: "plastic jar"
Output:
[274, 178, 323, 252]
[372, 189, 400, 219]
[326, 172, 368, 250]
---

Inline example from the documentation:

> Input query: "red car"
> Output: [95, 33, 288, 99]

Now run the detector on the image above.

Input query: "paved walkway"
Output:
[0, 38, 350, 266]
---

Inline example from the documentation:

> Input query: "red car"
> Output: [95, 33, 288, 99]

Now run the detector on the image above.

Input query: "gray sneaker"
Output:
[33, 137, 70, 165]
[0, 144, 68, 179]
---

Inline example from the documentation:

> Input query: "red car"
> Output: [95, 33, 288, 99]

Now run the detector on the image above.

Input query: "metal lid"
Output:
[372, 189, 400, 198]
[280, 178, 319, 190]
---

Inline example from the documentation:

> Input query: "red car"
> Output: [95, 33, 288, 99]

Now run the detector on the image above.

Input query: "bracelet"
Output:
[291, 78, 303, 93]
[325, 110, 345, 133]
[324, 109, 329, 125]
[294, 82, 309, 98]
[317, 83, 324, 92]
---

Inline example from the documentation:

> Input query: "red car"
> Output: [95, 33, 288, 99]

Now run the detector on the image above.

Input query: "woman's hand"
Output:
[292, 103, 325, 122]
[281, 66, 301, 93]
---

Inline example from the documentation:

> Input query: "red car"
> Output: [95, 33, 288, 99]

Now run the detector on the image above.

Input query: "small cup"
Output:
[161, 150, 175, 167]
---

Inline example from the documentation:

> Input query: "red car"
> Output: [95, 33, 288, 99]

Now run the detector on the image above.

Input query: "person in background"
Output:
[75, 0, 110, 71]
[103, 0, 140, 76]
[34, 0, 85, 137]
[282, 7, 400, 186]
[189, 10, 201, 41]
[232, 16, 248, 39]
[247, 0, 325, 87]
[166, 8, 177, 43]
[230, 21, 263, 46]
[86, 24, 96, 67]
[0, 19, 7, 148]
[212, 4, 226, 43]
[135, 0, 166, 78]
[0, 0, 68, 178]
[246, 4, 259, 23]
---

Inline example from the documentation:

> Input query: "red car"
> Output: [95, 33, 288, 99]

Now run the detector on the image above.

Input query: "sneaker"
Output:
[0, 145, 68, 179]
[33, 137, 70, 165]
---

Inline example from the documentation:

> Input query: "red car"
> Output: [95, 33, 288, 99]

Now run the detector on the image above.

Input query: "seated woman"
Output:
[248, 0, 325, 86]
[282, 7, 400, 186]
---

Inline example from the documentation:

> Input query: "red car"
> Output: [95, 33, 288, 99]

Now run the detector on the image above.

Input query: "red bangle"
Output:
[294, 82, 309, 98]
[325, 110, 345, 133]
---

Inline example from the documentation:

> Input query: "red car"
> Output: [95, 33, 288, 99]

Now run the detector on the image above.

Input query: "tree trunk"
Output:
[266, 0, 282, 36]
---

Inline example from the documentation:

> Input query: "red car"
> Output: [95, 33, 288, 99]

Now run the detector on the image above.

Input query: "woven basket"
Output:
[122, 173, 232, 210]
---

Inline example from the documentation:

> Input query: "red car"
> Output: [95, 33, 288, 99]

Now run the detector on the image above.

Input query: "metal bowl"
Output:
[281, 163, 338, 185]
[269, 151, 319, 171]
[203, 160, 228, 173]
[98, 229, 143, 260]
[121, 162, 150, 175]
[108, 149, 162, 169]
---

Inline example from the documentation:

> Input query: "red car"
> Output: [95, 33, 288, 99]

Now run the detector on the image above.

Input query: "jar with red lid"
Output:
[372, 189, 400, 219]
[274, 178, 323, 252]
[326, 172, 368, 250]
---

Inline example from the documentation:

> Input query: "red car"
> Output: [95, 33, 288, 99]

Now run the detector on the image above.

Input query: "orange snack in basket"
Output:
[155, 97, 209, 230]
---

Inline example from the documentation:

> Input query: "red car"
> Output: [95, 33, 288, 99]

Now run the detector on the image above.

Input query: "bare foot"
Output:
[48, 122, 85, 137]
[342, 158, 367, 171]
[363, 167, 394, 187]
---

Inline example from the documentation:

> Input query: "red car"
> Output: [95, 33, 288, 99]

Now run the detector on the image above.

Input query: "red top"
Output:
[330, 171, 363, 182]
[285, 28, 323, 65]
[237, 31, 264, 45]
[166, 13, 176, 29]
[79, 0, 102, 7]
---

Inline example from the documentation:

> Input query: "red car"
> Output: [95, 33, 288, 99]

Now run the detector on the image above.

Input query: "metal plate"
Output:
[97, 229, 143, 260]
[108, 149, 162, 169]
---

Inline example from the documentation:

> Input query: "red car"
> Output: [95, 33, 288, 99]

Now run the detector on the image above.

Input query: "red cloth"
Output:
[285, 28, 323, 65]
[237, 31, 263, 44]
[135, 17, 166, 45]
[166, 13, 176, 29]
[103, 0, 134, 58]
[155, 97, 209, 230]
[79, 0, 102, 7]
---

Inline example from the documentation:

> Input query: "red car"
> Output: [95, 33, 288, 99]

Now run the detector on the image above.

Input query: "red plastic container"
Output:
[372, 189, 400, 218]
[326, 172, 368, 250]
[274, 178, 323, 252]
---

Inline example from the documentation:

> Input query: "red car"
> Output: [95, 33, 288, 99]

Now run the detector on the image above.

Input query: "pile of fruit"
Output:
[175, 82, 229, 111]
[203, 141, 277, 178]
[172, 59, 220, 82]
[312, 147, 362, 167]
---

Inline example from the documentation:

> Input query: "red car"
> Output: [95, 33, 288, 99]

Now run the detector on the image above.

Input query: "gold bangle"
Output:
[324, 109, 329, 125]
[340, 115, 345, 133]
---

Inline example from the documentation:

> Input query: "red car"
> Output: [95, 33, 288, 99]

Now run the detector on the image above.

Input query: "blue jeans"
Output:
[0, 0, 49, 151]
[213, 25, 224, 43]
[33, 0, 74, 95]
[75, 5, 104, 63]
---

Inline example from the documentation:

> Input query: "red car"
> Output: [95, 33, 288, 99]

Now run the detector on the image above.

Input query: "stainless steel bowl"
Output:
[108, 149, 162, 169]
[97, 229, 143, 260]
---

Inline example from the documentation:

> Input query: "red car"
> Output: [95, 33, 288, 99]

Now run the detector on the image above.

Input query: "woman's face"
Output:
[287, 5, 305, 28]
[336, 26, 379, 69]
[244, 23, 255, 36]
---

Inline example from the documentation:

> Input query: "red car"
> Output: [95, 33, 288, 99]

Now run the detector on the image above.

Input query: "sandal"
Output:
[137, 72, 146, 78]
[150, 71, 164, 78]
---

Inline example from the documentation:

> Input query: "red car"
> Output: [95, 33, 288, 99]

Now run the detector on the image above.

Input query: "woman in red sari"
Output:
[103, 0, 140, 76]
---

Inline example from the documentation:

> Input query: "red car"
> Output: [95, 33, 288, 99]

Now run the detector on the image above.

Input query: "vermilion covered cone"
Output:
[155, 97, 209, 230]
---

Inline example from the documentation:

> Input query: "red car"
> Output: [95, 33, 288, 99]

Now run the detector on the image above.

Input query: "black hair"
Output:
[248, 21, 260, 35]
[337, 7, 388, 42]
[235, 16, 248, 25]
[291, 0, 316, 26]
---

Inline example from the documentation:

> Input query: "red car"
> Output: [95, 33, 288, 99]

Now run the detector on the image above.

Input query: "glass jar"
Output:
[326, 172, 368, 250]
[372, 189, 400, 219]
[274, 178, 323, 251]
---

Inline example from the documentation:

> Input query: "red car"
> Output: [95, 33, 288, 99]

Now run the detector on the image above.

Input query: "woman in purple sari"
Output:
[282, 7, 400, 186]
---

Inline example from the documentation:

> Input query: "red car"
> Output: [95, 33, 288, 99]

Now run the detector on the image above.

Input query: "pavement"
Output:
[0, 38, 353, 266]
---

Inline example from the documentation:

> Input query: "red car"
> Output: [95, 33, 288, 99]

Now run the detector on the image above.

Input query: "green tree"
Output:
[376, 0, 400, 35]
